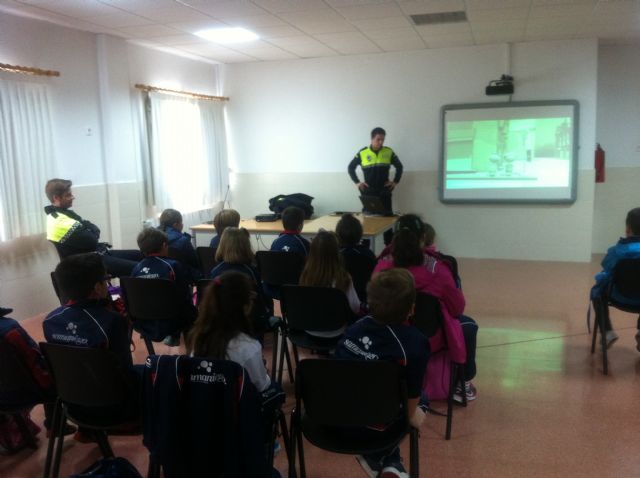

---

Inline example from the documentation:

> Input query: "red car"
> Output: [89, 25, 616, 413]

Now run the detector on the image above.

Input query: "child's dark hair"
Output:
[54, 253, 106, 301]
[159, 209, 182, 230]
[423, 223, 436, 247]
[335, 213, 363, 247]
[45, 178, 72, 203]
[137, 228, 168, 255]
[282, 206, 305, 231]
[367, 269, 415, 325]
[391, 228, 424, 268]
[626, 208, 640, 236]
[186, 271, 254, 358]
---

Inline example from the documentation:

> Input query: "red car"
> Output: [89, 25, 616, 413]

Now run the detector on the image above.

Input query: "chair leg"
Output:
[278, 410, 292, 466]
[284, 343, 295, 384]
[591, 314, 598, 354]
[142, 335, 156, 356]
[409, 427, 420, 478]
[445, 364, 458, 440]
[43, 399, 62, 478]
[271, 327, 280, 379]
[296, 415, 306, 478]
[288, 411, 298, 478]
[51, 406, 68, 478]
[599, 304, 609, 375]
[96, 431, 114, 458]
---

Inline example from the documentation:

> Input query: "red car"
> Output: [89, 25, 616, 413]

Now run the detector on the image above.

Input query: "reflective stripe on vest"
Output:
[46, 213, 81, 243]
[359, 147, 393, 168]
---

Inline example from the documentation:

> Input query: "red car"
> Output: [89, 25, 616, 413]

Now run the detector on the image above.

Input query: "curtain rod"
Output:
[134, 83, 229, 101]
[0, 62, 60, 77]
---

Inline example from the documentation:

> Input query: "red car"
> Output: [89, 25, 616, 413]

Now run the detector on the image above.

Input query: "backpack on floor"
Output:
[70, 457, 142, 478]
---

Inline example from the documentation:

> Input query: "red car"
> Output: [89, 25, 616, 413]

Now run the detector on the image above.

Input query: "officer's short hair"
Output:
[45, 179, 72, 203]
[371, 127, 386, 138]
[138, 228, 168, 255]
[336, 213, 363, 247]
[282, 207, 305, 232]
[367, 268, 415, 325]
[159, 209, 182, 230]
[54, 253, 106, 301]
[626, 208, 640, 236]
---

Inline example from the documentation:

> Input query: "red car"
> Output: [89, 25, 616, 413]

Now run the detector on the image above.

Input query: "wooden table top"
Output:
[191, 214, 397, 236]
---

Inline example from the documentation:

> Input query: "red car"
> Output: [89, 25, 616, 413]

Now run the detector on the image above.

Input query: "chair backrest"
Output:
[256, 251, 305, 286]
[296, 359, 407, 427]
[120, 277, 184, 321]
[195, 279, 213, 308]
[168, 247, 192, 267]
[412, 293, 444, 338]
[611, 258, 640, 299]
[39, 342, 130, 408]
[50, 271, 69, 306]
[342, 253, 376, 303]
[0, 338, 43, 408]
[196, 247, 217, 276]
[281, 285, 353, 332]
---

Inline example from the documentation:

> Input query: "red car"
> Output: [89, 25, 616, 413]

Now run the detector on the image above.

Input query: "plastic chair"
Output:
[591, 258, 640, 375]
[120, 277, 188, 355]
[342, 253, 376, 304]
[279, 285, 355, 383]
[412, 292, 465, 440]
[289, 359, 419, 478]
[39, 342, 139, 478]
[143, 355, 289, 478]
[196, 246, 217, 277]
[0, 338, 44, 452]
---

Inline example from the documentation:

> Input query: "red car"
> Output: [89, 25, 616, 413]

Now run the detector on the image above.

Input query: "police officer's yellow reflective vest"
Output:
[358, 146, 394, 169]
[46, 212, 80, 243]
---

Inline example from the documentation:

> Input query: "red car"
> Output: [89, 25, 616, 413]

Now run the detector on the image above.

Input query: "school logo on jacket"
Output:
[66, 322, 78, 335]
[191, 360, 227, 385]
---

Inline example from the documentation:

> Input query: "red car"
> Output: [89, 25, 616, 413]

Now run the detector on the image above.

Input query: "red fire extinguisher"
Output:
[595, 143, 605, 183]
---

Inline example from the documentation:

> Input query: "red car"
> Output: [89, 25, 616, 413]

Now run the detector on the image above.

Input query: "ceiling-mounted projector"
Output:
[486, 75, 514, 95]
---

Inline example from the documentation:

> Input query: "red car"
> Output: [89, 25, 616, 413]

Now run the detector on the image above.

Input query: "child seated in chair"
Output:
[335, 269, 429, 478]
[270, 206, 310, 256]
[158, 208, 201, 281]
[590, 207, 640, 350]
[210, 208, 241, 249]
[336, 213, 375, 261]
[132, 227, 197, 347]
[186, 271, 285, 455]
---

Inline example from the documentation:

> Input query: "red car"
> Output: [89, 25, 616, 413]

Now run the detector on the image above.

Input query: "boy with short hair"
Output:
[132, 228, 197, 347]
[270, 206, 310, 256]
[158, 208, 201, 279]
[43, 253, 132, 370]
[335, 268, 429, 478]
[336, 213, 375, 261]
[591, 207, 640, 350]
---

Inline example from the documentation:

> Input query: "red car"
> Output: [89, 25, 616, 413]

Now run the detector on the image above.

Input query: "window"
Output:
[0, 79, 54, 241]
[141, 91, 228, 219]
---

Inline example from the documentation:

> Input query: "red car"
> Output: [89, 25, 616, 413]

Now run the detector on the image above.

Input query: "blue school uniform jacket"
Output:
[270, 231, 310, 256]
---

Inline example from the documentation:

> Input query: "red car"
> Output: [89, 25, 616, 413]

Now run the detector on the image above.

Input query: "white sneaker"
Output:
[605, 331, 619, 349]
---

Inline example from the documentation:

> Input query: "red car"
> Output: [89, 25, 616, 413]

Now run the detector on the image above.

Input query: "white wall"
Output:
[0, 12, 220, 319]
[592, 44, 640, 253]
[223, 38, 598, 261]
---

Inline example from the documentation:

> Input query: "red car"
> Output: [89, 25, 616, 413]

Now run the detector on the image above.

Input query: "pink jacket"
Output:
[374, 254, 467, 363]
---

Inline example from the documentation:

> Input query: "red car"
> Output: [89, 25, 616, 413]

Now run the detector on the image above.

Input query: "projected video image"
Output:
[445, 117, 572, 189]
[440, 101, 579, 203]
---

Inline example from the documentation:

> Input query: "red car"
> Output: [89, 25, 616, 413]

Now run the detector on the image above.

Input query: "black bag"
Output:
[268, 193, 314, 219]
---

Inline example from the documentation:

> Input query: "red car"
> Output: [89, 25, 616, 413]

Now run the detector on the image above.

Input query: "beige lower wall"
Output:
[591, 167, 640, 254]
[231, 169, 596, 262]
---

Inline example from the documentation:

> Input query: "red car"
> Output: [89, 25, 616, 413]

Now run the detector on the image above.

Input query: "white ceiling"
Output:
[1, 0, 639, 64]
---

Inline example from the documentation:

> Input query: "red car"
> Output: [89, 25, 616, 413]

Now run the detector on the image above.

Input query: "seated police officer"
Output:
[44, 178, 142, 277]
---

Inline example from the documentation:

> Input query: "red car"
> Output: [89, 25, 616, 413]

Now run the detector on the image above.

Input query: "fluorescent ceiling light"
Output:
[194, 27, 259, 44]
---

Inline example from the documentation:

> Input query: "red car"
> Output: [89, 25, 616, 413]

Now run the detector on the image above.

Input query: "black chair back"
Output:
[281, 285, 353, 332]
[296, 359, 407, 428]
[0, 338, 44, 408]
[39, 342, 130, 408]
[256, 251, 305, 286]
[611, 258, 640, 299]
[342, 253, 376, 303]
[195, 279, 213, 307]
[120, 277, 184, 322]
[196, 247, 217, 276]
[412, 292, 444, 338]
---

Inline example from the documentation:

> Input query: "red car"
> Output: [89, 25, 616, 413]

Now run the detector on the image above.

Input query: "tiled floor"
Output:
[2, 257, 640, 477]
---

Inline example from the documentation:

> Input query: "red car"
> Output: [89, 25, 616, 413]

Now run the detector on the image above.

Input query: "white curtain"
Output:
[144, 91, 228, 223]
[0, 79, 55, 241]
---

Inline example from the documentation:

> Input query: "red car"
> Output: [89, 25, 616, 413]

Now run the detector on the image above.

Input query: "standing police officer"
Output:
[348, 127, 403, 214]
